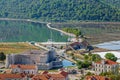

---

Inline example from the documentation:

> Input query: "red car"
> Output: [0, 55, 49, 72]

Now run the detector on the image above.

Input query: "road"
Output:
[0, 18, 47, 24]
[34, 43, 49, 51]
[47, 23, 75, 37]
[40, 42, 70, 45]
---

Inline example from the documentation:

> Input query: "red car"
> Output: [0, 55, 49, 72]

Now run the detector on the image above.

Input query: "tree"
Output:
[84, 55, 89, 60]
[91, 54, 102, 62]
[99, 72, 120, 80]
[105, 53, 117, 62]
[77, 61, 83, 69]
[83, 60, 92, 68]
[62, 28, 82, 41]
[86, 72, 94, 76]
[0, 52, 6, 61]
[84, 54, 101, 62]
[77, 60, 91, 69]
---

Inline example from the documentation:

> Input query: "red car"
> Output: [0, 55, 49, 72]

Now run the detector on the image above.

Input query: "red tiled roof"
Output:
[70, 42, 80, 47]
[106, 60, 118, 65]
[42, 71, 49, 74]
[81, 40, 89, 47]
[70, 41, 89, 47]
[86, 75, 111, 80]
[32, 73, 66, 80]
[60, 71, 68, 77]
[96, 60, 118, 65]
[0, 73, 25, 80]
[49, 74, 64, 78]
[32, 74, 49, 80]
[10, 64, 36, 70]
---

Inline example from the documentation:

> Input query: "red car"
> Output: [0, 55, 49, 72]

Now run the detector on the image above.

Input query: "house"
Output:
[32, 74, 49, 80]
[0, 73, 26, 80]
[32, 71, 68, 80]
[92, 59, 119, 75]
[59, 71, 68, 80]
[67, 40, 93, 51]
[49, 74, 65, 80]
[86, 75, 111, 80]
[10, 64, 38, 74]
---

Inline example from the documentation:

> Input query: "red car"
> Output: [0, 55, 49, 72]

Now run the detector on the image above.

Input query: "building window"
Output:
[102, 69, 103, 72]
[99, 69, 101, 71]
[95, 64, 97, 67]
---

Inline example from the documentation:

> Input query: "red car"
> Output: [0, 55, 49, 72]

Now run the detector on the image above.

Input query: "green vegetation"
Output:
[62, 28, 81, 37]
[100, 72, 120, 80]
[62, 28, 81, 36]
[0, 0, 120, 21]
[105, 53, 117, 62]
[84, 54, 102, 62]
[62, 28, 82, 41]
[102, 0, 120, 9]
[85, 72, 94, 76]
[77, 60, 92, 69]
[0, 42, 40, 54]
[0, 52, 6, 61]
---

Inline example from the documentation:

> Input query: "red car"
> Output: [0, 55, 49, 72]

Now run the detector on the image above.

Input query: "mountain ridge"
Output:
[0, 0, 120, 22]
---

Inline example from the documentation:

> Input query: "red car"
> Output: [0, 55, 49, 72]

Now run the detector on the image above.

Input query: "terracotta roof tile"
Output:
[32, 74, 49, 80]
[42, 71, 49, 74]
[86, 75, 111, 80]
[60, 71, 68, 77]
[32, 73, 66, 80]
[0, 73, 25, 80]
[70, 42, 80, 47]
[49, 74, 64, 78]
[96, 60, 118, 65]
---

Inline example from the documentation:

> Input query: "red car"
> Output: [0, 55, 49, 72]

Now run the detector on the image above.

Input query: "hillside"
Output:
[102, 0, 120, 9]
[0, 0, 120, 22]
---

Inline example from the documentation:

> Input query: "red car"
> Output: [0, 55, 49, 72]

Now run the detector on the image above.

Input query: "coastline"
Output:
[0, 18, 120, 46]
[0, 18, 75, 38]
[46, 23, 75, 37]
[0, 18, 47, 24]
[94, 41, 120, 50]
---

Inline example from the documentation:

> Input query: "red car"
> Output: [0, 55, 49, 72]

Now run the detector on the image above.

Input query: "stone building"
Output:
[92, 59, 119, 75]
[6, 49, 63, 70]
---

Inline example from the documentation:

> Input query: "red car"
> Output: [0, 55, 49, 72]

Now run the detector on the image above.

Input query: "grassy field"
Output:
[0, 42, 40, 54]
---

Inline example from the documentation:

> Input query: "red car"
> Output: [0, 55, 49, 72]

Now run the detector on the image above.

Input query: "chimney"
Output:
[101, 59, 106, 64]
